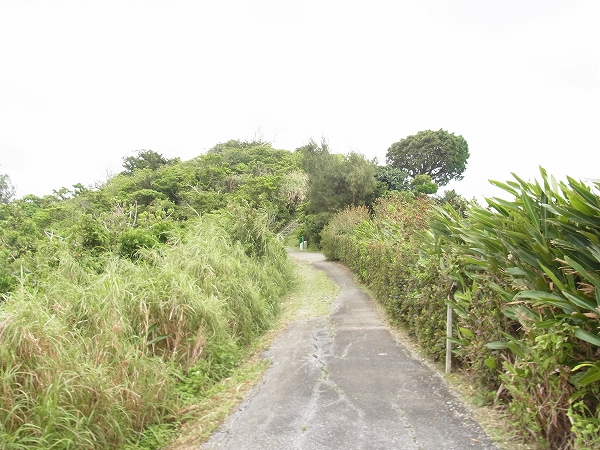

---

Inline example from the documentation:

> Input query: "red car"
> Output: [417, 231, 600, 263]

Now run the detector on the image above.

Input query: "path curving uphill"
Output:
[202, 249, 497, 450]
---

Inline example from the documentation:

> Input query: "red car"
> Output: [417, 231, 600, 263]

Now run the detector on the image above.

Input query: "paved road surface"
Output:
[202, 250, 497, 450]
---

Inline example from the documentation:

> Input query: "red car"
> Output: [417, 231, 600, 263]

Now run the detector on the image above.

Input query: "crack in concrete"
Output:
[392, 404, 422, 450]
[296, 324, 371, 449]
[202, 251, 498, 450]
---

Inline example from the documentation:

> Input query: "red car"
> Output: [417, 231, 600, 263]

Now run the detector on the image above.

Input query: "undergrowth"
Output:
[0, 214, 294, 449]
[320, 171, 600, 449]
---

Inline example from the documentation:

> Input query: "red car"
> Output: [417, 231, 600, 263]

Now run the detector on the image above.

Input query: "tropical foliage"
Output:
[4, 132, 596, 449]
[436, 169, 600, 449]
[321, 169, 600, 449]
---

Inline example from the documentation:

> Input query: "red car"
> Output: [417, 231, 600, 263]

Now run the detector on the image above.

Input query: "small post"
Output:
[446, 304, 453, 374]
[446, 281, 458, 375]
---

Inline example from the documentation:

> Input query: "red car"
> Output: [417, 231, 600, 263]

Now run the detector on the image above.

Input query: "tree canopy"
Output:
[298, 139, 377, 214]
[0, 170, 15, 203]
[376, 166, 410, 192]
[122, 149, 179, 175]
[385, 129, 469, 186]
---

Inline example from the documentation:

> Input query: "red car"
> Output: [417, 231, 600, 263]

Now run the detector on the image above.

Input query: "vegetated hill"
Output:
[0, 140, 305, 448]
[0, 140, 307, 295]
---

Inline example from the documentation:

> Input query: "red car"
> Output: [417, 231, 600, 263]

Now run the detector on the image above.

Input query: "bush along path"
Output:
[319, 170, 600, 449]
[202, 249, 496, 450]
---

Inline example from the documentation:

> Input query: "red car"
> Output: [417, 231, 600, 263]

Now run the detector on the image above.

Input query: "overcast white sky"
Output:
[1, 0, 598, 201]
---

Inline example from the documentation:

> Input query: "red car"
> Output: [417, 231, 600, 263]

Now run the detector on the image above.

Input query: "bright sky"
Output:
[1, 0, 598, 201]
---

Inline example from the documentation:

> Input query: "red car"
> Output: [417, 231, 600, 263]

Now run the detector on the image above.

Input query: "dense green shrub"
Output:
[322, 170, 600, 449]
[0, 214, 294, 448]
[321, 193, 449, 359]
[118, 227, 159, 259]
[433, 169, 600, 448]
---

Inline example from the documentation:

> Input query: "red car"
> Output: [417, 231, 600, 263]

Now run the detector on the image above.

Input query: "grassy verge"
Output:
[163, 255, 338, 449]
[444, 374, 538, 450]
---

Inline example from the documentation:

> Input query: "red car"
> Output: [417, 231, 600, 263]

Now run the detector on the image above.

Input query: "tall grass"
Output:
[0, 215, 294, 448]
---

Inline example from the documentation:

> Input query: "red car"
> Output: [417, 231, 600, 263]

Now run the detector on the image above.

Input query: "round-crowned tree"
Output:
[386, 129, 469, 186]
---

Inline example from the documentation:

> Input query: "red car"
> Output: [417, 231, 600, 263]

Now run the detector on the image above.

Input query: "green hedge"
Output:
[321, 170, 600, 449]
[434, 169, 600, 449]
[321, 193, 449, 358]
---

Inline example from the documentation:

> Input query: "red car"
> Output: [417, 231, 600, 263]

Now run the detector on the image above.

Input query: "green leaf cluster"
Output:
[321, 168, 600, 448]
[386, 129, 469, 186]
[432, 168, 600, 448]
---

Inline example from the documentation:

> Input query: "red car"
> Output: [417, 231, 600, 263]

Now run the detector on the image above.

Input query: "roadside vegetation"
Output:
[0, 141, 301, 448]
[321, 170, 600, 449]
[1, 130, 598, 449]
[166, 254, 338, 450]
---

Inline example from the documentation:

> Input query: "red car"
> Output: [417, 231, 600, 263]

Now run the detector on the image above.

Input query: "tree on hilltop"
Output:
[386, 129, 469, 186]
[122, 149, 179, 175]
[298, 139, 377, 213]
[0, 170, 15, 203]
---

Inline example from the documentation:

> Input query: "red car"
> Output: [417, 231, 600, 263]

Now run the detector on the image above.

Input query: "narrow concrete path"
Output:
[202, 250, 497, 450]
